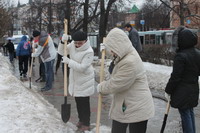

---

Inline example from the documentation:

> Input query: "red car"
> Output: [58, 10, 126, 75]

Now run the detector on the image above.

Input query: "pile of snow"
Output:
[0, 53, 110, 133]
[144, 62, 172, 90]
[93, 59, 172, 90]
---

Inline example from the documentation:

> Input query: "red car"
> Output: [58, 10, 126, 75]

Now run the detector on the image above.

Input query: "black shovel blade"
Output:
[61, 97, 71, 123]
[160, 114, 168, 133]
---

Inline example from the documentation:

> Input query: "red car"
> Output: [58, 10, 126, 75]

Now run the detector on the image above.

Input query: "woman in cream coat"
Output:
[58, 31, 94, 132]
[97, 28, 154, 133]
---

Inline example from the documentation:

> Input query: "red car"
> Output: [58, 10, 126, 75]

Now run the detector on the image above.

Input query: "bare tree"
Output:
[71, 0, 100, 33]
[135, 0, 170, 31]
[160, 0, 200, 27]
[0, 0, 12, 37]
[99, 0, 117, 43]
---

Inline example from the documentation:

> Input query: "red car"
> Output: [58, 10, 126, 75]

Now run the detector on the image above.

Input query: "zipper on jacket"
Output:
[122, 101, 126, 112]
[72, 70, 75, 97]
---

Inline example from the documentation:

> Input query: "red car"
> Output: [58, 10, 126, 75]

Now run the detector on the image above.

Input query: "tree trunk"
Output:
[179, 1, 185, 25]
[48, 0, 52, 34]
[98, 0, 116, 56]
[83, 0, 89, 33]
[98, 0, 105, 56]
[65, 0, 71, 34]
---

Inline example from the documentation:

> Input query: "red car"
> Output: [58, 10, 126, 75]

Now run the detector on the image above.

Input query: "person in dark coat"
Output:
[165, 26, 199, 133]
[5, 39, 15, 63]
[124, 23, 142, 53]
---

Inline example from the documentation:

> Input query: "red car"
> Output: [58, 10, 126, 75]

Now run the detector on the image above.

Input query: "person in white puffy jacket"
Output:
[58, 31, 94, 132]
[97, 28, 155, 133]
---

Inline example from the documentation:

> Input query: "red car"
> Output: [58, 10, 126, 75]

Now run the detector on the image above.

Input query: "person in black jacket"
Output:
[5, 39, 15, 63]
[165, 26, 199, 133]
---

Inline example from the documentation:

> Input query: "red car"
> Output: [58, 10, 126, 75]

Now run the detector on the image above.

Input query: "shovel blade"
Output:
[160, 114, 168, 133]
[61, 97, 71, 123]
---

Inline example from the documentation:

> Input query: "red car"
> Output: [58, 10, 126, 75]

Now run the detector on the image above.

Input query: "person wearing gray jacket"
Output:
[124, 23, 142, 52]
[32, 30, 57, 91]
[97, 28, 154, 133]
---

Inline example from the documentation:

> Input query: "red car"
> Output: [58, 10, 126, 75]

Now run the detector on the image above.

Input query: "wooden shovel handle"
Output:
[96, 38, 106, 133]
[166, 97, 170, 114]
[64, 19, 68, 97]
[29, 44, 35, 78]
[29, 57, 34, 78]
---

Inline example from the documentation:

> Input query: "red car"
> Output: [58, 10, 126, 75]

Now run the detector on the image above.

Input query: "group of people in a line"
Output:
[4, 23, 199, 133]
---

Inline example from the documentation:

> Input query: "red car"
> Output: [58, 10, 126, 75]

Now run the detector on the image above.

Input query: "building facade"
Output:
[170, 0, 200, 29]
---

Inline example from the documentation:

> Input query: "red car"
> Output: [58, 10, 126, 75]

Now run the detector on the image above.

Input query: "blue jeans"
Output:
[178, 108, 196, 133]
[44, 59, 55, 89]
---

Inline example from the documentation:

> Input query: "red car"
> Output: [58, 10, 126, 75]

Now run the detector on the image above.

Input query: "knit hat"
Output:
[32, 30, 41, 37]
[72, 31, 87, 41]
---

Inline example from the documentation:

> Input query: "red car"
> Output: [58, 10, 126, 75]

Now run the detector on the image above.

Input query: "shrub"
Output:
[140, 44, 175, 66]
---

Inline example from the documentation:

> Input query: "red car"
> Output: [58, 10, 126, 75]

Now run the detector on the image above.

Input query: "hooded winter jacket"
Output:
[16, 35, 31, 56]
[165, 28, 200, 109]
[33, 31, 57, 62]
[98, 28, 154, 123]
[57, 39, 95, 97]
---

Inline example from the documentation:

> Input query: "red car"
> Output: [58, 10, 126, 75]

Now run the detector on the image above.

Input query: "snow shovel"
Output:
[29, 46, 35, 89]
[61, 19, 71, 123]
[160, 97, 171, 133]
[28, 57, 34, 89]
[96, 38, 106, 133]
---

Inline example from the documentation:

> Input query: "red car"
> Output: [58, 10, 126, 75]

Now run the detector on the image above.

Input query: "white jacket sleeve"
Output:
[33, 45, 43, 57]
[68, 52, 94, 73]
[57, 42, 70, 56]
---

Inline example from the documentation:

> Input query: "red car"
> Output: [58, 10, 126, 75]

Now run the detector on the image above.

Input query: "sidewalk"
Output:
[13, 59, 200, 133]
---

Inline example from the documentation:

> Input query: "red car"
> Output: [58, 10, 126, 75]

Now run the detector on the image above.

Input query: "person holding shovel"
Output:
[97, 28, 154, 133]
[58, 31, 94, 132]
[165, 26, 199, 133]
[31, 30, 57, 91]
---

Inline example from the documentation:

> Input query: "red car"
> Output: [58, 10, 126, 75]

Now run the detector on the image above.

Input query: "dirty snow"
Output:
[0, 53, 110, 133]
[0, 53, 198, 132]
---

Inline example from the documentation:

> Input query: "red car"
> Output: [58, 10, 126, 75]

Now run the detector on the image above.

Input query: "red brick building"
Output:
[170, 0, 200, 29]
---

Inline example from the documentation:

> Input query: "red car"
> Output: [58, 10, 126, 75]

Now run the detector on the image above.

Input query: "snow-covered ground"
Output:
[144, 62, 172, 90]
[0, 53, 110, 133]
[0, 53, 198, 132]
